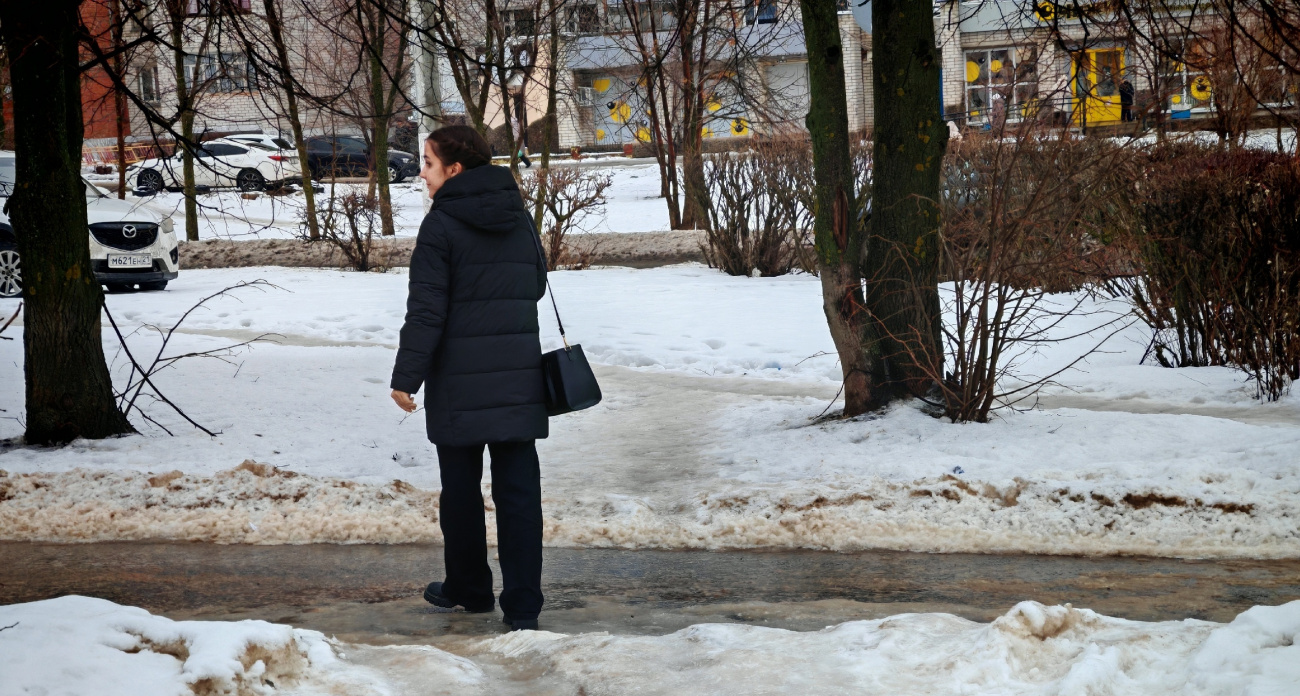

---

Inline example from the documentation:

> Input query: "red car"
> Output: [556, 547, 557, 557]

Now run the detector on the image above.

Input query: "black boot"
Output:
[424, 582, 494, 613]
[502, 614, 539, 631]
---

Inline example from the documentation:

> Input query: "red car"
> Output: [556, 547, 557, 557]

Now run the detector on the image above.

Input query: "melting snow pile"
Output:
[2, 439, 1298, 557]
[0, 462, 441, 545]
[3, 597, 1297, 695]
[0, 595, 364, 696]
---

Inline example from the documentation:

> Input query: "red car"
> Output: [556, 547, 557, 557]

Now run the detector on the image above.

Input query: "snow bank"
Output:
[0, 595, 360, 696]
[4, 597, 1297, 695]
[1, 267, 1297, 556]
[3, 451, 1295, 557]
[0, 463, 440, 545]
[462, 601, 1300, 695]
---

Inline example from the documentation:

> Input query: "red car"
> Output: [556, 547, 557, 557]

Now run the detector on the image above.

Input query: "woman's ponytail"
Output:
[426, 126, 492, 170]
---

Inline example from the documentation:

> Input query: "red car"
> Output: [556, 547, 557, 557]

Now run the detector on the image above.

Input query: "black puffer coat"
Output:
[390, 165, 549, 446]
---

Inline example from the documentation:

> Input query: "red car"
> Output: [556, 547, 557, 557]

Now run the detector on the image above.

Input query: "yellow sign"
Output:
[592, 78, 611, 94]
[595, 128, 607, 141]
[701, 125, 714, 138]
[1034, 1, 1055, 21]
[1190, 76, 1212, 101]
[990, 59, 1003, 74]
[706, 100, 722, 113]
[965, 61, 980, 83]
[730, 118, 749, 136]
[636, 127, 652, 143]
[609, 102, 632, 123]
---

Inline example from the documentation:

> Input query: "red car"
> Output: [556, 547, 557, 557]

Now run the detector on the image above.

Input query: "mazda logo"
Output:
[122, 225, 137, 238]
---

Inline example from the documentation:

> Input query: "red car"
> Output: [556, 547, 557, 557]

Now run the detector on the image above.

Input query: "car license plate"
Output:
[107, 254, 152, 269]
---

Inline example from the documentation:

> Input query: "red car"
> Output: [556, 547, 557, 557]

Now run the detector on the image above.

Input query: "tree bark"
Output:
[798, 0, 882, 416]
[167, 1, 201, 242]
[676, 1, 708, 231]
[263, 0, 319, 240]
[0, 1, 134, 444]
[367, 3, 395, 237]
[868, 0, 948, 398]
[111, 0, 128, 199]
[533, 0, 560, 230]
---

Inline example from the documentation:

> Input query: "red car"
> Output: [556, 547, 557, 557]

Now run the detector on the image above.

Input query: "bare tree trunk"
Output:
[167, 1, 201, 242]
[798, 0, 882, 416]
[868, 0, 948, 398]
[112, 0, 128, 199]
[263, 0, 319, 240]
[367, 3, 395, 237]
[676, 3, 708, 231]
[0, 2, 134, 444]
[533, 0, 560, 230]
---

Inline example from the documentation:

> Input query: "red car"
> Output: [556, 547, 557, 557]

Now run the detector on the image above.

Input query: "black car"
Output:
[304, 135, 419, 183]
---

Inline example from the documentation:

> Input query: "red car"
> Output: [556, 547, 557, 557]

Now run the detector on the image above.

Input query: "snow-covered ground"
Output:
[124, 161, 672, 240]
[3, 595, 1297, 695]
[2, 266, 1297, 557]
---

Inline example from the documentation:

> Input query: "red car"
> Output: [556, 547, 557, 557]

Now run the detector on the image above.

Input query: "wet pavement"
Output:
[4, 542, 1298, 645]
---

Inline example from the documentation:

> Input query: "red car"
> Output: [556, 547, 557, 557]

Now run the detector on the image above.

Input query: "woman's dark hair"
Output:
[426, 126, 492, 170]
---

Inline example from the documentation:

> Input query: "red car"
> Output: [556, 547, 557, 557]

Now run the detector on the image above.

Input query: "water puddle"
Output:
[5, 542, 1297, 645]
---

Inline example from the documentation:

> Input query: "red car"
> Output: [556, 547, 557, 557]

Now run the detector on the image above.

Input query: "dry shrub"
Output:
[941, 134, 1140, 292]
[922, 131, 1139, 422]
[311, 191, 387, 272]
[703, 138, 813, 277]
[521, 167, 611, 270]
[1131, 144, 1300, 400]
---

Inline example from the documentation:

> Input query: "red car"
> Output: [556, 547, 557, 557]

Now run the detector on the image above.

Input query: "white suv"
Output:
[127, 137, 302, 192]
[0, 152, 180, 298]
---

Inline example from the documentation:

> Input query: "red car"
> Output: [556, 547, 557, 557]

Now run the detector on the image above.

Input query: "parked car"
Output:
[304, 135, 419, 183]
[127, 137, 302, 193]
[227, 133, 295, 151]
[0, 151, 180, 298]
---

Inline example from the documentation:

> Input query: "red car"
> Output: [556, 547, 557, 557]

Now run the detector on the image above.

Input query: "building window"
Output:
[139, 65, 160, 103]
[566, 4, 600, 33]
[502, 9, 535, 37]
[964, 47, 1038, 123]
[1158, 40, 1214, 113]
[607, 2, 676, 31]
[186, 0, 251, 15]
[745, 0, 778, 25]
[183, 52, 256, 93]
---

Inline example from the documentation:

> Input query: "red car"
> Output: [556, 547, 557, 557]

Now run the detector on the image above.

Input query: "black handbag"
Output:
[529, 217, 602, 416]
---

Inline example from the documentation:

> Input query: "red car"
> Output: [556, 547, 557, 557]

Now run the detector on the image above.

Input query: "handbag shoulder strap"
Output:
[525, 213, 568, 345]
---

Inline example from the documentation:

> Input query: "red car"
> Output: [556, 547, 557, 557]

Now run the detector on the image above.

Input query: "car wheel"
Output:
[136, 169, 165, 192]
[0, 246, 21, 299]
[139, 281, 168, 292]
[387, 164, 403, 184]
[236, 169, 266, 192]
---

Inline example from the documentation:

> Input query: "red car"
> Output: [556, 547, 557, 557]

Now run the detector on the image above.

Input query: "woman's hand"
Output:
[391, 390, 418, 413]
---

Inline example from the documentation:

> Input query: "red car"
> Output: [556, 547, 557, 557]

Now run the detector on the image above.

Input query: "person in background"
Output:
[390, 125, 549, 632]
[1120, 79, 1136, 122]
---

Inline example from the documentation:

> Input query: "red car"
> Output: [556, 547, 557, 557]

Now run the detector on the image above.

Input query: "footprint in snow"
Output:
[704, 339, 726, 350]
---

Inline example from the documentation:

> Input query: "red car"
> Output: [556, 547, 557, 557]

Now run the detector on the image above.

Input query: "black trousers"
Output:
[435, 440, 544, 619]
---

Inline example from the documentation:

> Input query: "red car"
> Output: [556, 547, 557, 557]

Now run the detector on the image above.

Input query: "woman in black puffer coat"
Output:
[390, 126, 547, 631]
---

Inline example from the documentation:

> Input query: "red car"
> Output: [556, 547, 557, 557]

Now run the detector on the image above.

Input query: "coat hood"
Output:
[432, 165, 526, 234]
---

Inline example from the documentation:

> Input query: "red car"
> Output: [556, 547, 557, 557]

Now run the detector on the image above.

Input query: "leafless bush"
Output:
[1130, 144, 1300, 400]
[103, 281, 281, 435]
[311, 190, 388, 272]
[521, 167, 612, 270]
[703, 138, 813, 277]
[880, 131, 1138, 423]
